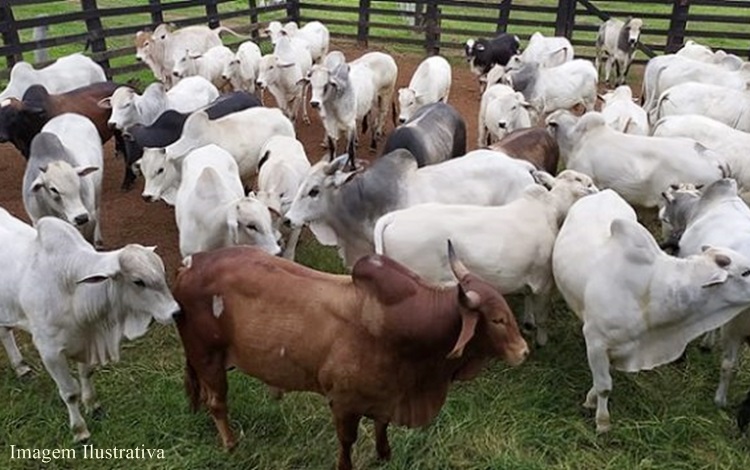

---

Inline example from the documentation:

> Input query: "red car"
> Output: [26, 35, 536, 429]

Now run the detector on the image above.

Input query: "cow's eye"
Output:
[246, 223, 258, 231]
[49, 187, 59, 195]
[492, 317, 507, 325]
[133, 279, 146, 287]
[308, 187, 320, 197]
[742, 270, 750, 277]
[156, 168, 164, 175]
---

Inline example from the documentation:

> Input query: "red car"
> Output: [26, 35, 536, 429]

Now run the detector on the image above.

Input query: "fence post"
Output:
[248, 0, 259, 40]
[424, 0, 440, 54]
[555, 0, 577, 39]
[0, 3, 22, 68]
[287, 0, 301, 23]
[496, 0, 512, 34]
[665, 0, 690, 53]
[148, 0, 163, 26]
[205, 0, 220, 29]
[81, 0, 111, 79]
[357, 0, 371, 47]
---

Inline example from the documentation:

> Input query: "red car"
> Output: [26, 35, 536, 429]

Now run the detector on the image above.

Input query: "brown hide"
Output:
[174, 246, 527, 467]
[24, 82, 120, 144]
[491, 127, 560, 175]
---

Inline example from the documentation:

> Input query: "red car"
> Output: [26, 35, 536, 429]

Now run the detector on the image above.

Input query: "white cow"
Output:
[22, 114, 103, 246]
[374, 170, 597, 346]
[100, 77, 219, 130]
[477, 83, 532, 146]
[172, 45, 235, 90]
[662, 179, 750, 408]
[255, 136, 310, 260]
[595, 17, 643, 86]
[137, 147, 180, 205]
[0, 211, 176, 442]
[553, 188, 750, 433]
[397, 55, 452, 123]
[221, 40, 262, 94]
[652, 114, 750, 191]
[599, 85, 649, 135]
[175, 144, 281, 258]
[676, 40, 744, 70]
[520, 32, 574, 68]
[652, 82, 750, 132]
[642, 55, 750, 122]
[256, 34, 313, 124]
[165, 107, 295, 188]
[0, 53, 106, 102]
[503, 59, 598, 119]
[134, 23, 245, 87]
[546, 110, 727, 208]
[265, 20, 330, 64]
[285, 149, 536, 267]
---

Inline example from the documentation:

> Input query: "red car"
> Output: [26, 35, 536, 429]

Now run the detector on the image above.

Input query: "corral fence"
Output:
[1, 0, 749, 82]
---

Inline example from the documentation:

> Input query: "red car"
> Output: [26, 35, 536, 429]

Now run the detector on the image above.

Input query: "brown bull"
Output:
[173, 242, 528, 470]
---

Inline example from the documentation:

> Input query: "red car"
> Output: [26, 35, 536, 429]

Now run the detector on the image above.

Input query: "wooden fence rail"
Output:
[1, 0, 749, 82]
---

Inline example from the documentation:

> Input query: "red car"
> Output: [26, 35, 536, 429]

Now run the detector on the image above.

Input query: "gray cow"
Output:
[595, 17, 644, 86]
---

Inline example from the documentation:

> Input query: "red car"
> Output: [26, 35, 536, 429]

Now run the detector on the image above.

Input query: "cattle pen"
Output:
[1, 1, 750, 470]
[1, 0, 750, 81]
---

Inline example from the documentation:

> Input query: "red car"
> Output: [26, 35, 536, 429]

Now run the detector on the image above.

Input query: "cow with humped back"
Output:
[173, 243, 528, 470]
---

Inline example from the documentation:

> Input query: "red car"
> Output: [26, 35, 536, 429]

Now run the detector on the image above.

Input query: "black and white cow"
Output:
[464, 33, 521, 76]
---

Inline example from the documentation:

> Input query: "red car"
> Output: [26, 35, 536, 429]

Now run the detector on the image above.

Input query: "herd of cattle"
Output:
[0, 12, 749, 469]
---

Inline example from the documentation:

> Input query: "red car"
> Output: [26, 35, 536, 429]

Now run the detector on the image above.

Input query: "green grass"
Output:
[1, 1, 750, 469]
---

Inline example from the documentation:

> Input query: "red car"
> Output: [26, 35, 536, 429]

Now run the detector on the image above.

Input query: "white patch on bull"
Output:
[212, 295, 224, 318]
[0, 99, 11, 107]
[279, 346, 286, 357]
[181, 255, 193, 269]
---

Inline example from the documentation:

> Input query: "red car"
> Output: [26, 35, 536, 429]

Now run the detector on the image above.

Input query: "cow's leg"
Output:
[584, 336, 613, 433]
[298, 88, 310, 125]
[202, 352, 235, 449]
[699, 329, 718, 352]
[332, 407, 360, 470]
[37, 345, 89, 442]
[121, 163, 137, 192]
[77, 362, 102, 416]
[604, 57, 614, 87]
[374, 420, 391, 461]
[477, 124, 488, 149]
[526, 291, 550, 347]
[714, 331, 743, 408]
[282, 226, 302, 260]
[0, 327, 31, 377]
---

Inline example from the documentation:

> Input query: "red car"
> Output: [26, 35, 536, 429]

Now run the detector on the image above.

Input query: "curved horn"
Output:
[447, 307, 479, 359]
[448, 239, 470, 280]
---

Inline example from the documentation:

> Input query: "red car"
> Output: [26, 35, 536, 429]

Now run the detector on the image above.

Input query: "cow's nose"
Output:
[142, 194, 155, 203]
[310, 101, 320, 109]
[107, 122, 116, 130]
[221, 74, 228, 80]
[498, 121, 507, 129]
[398, 117, 406, 124]
[74, 214, 89, 226]
[173, 71, 180, 77]
[135, 56, 142, 62]
[256, 80, 263, 88]
[282, 217, 292, 228]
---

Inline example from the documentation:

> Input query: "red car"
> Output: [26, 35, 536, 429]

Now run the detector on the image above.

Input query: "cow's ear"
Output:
[30, 175, 45, 192]
[76, 166, 99, 177]
[76, 273, 112, 284]
[702, 269, 729, 288]
[97, 97, 112, 109]
[476, 43, 485, 51]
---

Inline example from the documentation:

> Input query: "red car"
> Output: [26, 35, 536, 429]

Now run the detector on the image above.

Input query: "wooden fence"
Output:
[1, 0, 749, 82]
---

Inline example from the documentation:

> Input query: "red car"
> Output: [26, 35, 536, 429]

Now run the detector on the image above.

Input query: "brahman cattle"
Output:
[595, 17, 643, 86]
[173, 243, 528, 469]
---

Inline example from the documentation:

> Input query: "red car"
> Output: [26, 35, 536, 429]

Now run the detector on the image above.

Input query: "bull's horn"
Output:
[447, 240, 470, 280]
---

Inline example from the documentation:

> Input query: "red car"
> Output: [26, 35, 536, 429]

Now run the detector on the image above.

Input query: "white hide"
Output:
[175, 145, 281, 258]
[653, 82, 750, 132]
[397, 55, 452, 123]
[22, 114, 103, 246]
[477, 83, 532, 146]
[256, 36, 312, 124]
[546, 111, 726, 208]
[552, 189, 750, 433]
[0, 53, 106, 102]
[599, 85, 649, 135]
[520, 32, 574, 68]
[222, 41, 262, 94]
[0, 211, 176, 442]
[172, 45, 235, 89]
[374, 170, 597, 346]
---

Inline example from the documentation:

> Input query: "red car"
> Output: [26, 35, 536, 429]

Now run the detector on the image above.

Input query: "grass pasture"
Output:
[0, 1, 750, 469]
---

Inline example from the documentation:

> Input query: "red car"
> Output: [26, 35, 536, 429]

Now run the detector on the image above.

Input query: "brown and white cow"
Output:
[173, 243, 528, 470]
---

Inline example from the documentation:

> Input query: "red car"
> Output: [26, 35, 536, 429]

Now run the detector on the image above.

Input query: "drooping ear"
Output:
[76, 166, 99, 177]
[329, 170, 357, 188]
[702, 269, 729, 288]
[447, 285, 482, 359]
[97, 97, 112, 109]
[30, 175, 45, 192]
[532, 170, 555, 189]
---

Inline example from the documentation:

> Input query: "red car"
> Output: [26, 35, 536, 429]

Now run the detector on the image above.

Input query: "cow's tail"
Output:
[644, 64, 667, 124]
[213, 25, 251, 39]
[651, 89, 671, 124]
[184, 359, 202, 412]
[373, 212, 395, 255]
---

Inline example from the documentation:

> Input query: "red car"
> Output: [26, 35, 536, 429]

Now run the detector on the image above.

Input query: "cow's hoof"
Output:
[596, 422, 611, 434]
[15, 362, 32, 378]
[73, 427, 91, 443]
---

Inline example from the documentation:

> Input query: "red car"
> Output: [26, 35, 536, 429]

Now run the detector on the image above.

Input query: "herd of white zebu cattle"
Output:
[0, 14, 749, 469]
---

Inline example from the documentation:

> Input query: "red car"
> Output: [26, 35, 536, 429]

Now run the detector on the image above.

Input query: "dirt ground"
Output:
[0, 42, 493, 281]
